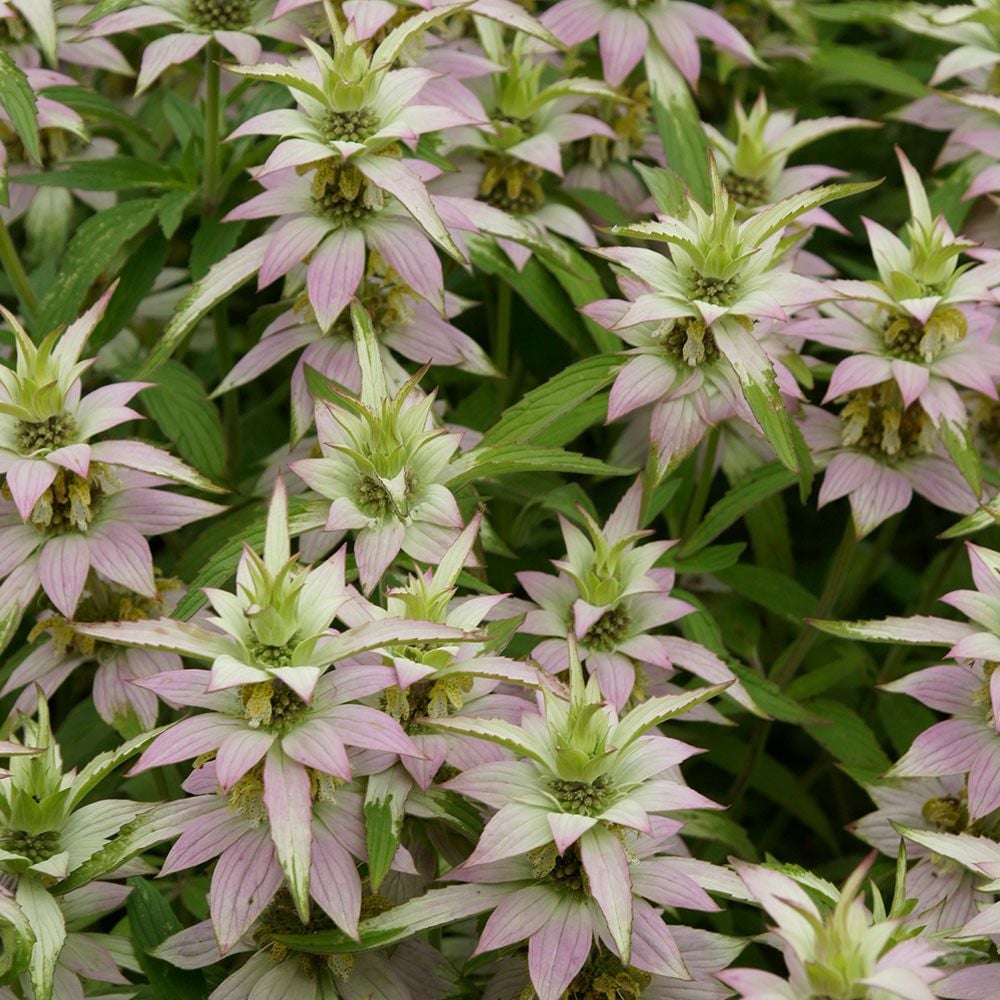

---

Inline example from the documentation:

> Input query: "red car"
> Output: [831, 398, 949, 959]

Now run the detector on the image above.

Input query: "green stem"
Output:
[0, 215, 37, 315]
[770, 516, 857, 688]
[213, 304, 238, 485]
[203, 41, 222, 211]
[683, 427, 719, 538]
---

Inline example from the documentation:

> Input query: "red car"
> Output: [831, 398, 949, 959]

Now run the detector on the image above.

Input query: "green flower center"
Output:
[187, 0, 251, 30]
[882, 308, 966, 363]
[15, 413, 77, 455]
[529, 843, 591, 895]
[723, 171, 769, 207]
[241, 679, 307, 730]
[249, 639, 295, 668]
[565, 955, 653, 1000]
[549, 774, 612, 815]
[479, 154, 545, 215]
[921, 795, 967, 834]
[0, 829, 60, 863]
[311, 160, 382, 224]
[254, 888, 346, 977]
[582, 605, 631, 652]
[839, 384, 934, 462]
[689, 272, 737, 306]
[322, 107, 379, 144]
[657, 315, 718, 367]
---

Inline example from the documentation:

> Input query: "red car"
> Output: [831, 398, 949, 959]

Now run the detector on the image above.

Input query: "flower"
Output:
[212, 258, 495, 441]
[153, 758, 376, 948]
[79, 0, 305, 94]
[518, 478, 750, 713]
[227, 9, 485, 177]
[852, 775, 992, 932]
[155, 908, 456, 999]
[799, 147, 1000, 490]
[798, 390, 978, 537]
[0, 702, 156, 1000]
[290, 305, 466, 592]
[718, 855, 990, 999]
[222, 159, 463, 331]
[705, 91, 878, 224]
[0, 69, 116, 260]
[541, 0, 759, 89]
[0, 576, 185, 736]
[0, 464, 223, 619]
[585, 162, 870, 473]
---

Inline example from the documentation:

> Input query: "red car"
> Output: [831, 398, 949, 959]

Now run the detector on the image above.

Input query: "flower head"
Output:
[290, 304, 465, 592]
[79, 0, 305, 93]
[541, 0, 759, 89]
[719, 855, 962, 1000]
[586, 163, 870, 473]
[519, 478, 748, 713]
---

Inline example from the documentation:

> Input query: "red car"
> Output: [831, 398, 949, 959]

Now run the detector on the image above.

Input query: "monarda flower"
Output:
[0, 69, 115, 261]
[704, 92, 878, 225]
[817, 544, 1000, 818]
[228, 8, 484, 178]
[222, 157, 462, 333]
[585, 163, 871, 474]
[78, 0, 306, 94]
[156, 906, 456, 1000]
[518, 478, 749, 713]
[797, 148, 1000, 491]
[0, 292, 223, 617]
[212, 259, 494, 442]
[290, 306, 466, 592]
[441, 813, 738, 1000]
[797, 386, 978, 538]
[852, 776, 992, 932]
[151, 759, 376, 949]
[0, 703, 156, 1000]
[438, 45, 616, 268]
[719, 855, 997, 999]
[541, 0, 758, 88]
[425, 644, 726, 995]
[1, 577, 185, 736]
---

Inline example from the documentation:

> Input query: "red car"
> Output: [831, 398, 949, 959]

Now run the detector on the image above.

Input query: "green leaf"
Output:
[126, 879, 208, 1000]
[0, 52, 39, 172]
[157, 190, 194, 238]
[707, 732, 839, 850]
[939, 420, 983, 497]
[68, 727, 163, 811]
[804, 699, 892, 785]
[91, 230, 169, 350]
[811, 45, 927, 98]
[672, 810, 757, 860]
[16, 879, 64, 1000]
[940, 500, 1000, 539]
[444, 444, 633, 489]
[635, 163, 689, 219]
[664, 543, 746, 575]
[15, 157, 176, 191]
[469, 240, 593, 355]
[277, 884, 518, 954]
[35, 198, 160, 333]
[806, 1, 904, 22]
[40, 86, 156, 154]
[171, 497, 327, 620]
[680, 463, 797, 556]
[651, 90, 711, 209]
[364, 798, 398, 893]
[482, 354, 621, 447]
[143, 361, 226, 482]
[715, 564, 817, 624]
[726, 661, 824, 724]
[139, 233, 263, 377]
[534, 239, 619, 353]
